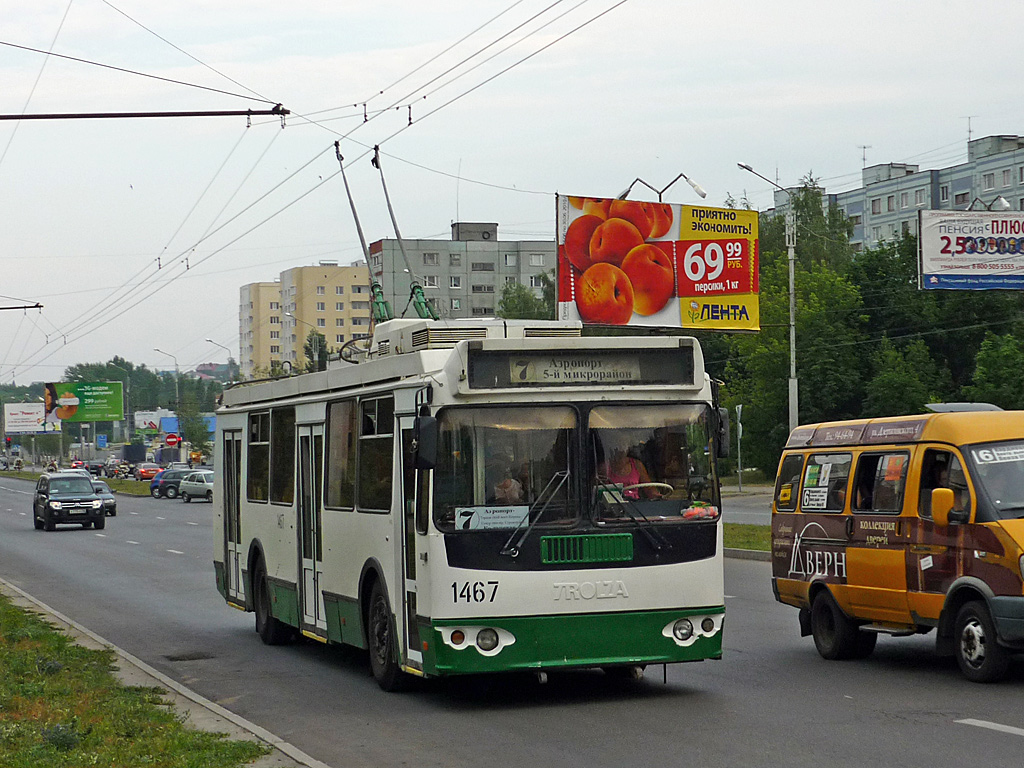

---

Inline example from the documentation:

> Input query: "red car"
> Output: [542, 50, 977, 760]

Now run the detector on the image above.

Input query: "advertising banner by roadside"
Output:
[919, 210, 1024, 290]
[43, 381, 124, 425]
[3, 402, 60, 434]
[135, 408, 174, 434]
[556, 195, 759, 331]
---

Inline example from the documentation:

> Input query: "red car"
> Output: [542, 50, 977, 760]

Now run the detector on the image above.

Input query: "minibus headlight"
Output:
[476, 628, 499, 652]
[672, 619, 694, 641]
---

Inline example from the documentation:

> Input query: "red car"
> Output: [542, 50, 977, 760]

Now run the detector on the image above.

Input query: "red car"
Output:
[134, 463, 161, 481]
[70, 460, 85, 469]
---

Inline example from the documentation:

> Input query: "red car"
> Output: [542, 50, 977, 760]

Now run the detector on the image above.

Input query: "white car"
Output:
[179, 470, 214, 502]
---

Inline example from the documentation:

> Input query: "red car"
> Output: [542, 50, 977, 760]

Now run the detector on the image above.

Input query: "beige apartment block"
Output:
[239, 261, 371, 379]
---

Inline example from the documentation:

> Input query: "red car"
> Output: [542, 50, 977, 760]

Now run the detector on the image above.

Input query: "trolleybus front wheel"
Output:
[368, 580, 407, 692]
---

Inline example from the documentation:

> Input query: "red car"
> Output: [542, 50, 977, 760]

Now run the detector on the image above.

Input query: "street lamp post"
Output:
[153, 348, 180, 439]
[618, 172, 707, 202]
[285, 313, 322, 371]
[109, 362, 132, 444]
[738, 162, 799, 434]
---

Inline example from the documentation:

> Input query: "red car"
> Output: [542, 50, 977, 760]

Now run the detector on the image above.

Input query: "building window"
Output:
[351, 317, 369, 326]
[849, 214, 862, 225]
[352, 285, 368, 294]
[1003, 169, 1013, 187]
[270, 316, 280, 324]
[336, 302, 344, 311]
[471, 284, 495, 293]
[316, 302, 325, 311]
[872, 226, 881, 240]
[317, 318, 326, 327]
[472, 307, 494, 316]
[352, 301, 370, 309]
[983, 173, 995, 190]
[451, 298, 461, 310]
[336, 286, 344, 295]
[900, 192, 908, 209]
[530, 275, 544, 288]
[472, 262, 495, 272]
[887, 195, 895, 212]
[530, 254, 545, 267]
[449, 254, 461, 267]
[505, 276, 516, 285]
[422, 275, 438, 288]
[270, 330, 280, 339]
[336, 335, 345, 343]
[940, 185, 949, 202]
[1019, 198, 1024, 211]
[450, 276, 462, 289]
[871, 198, 881, 214]
[915, 189, 924, 206]
[270, 345, 280, 354]
[504, 254, 517, 267]
[423, 252, 439, 266]
[317, 286, 325, 295]
[890, 223, 898, 236]
[270, 301, 279, 310]
[336, 318, 345, 326]
[955, 192, 969, 206]
[370, 254, 382, 267]
[901, 221, 910, 236]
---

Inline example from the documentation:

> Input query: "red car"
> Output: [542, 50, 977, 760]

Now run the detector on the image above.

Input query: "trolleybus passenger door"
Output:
[400, 422, 423, 670]
[223, 430, 244, 605]
[298, 424, 327, 633]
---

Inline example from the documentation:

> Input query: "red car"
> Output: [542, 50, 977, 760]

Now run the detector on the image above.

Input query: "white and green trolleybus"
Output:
[213, 318, 729, 689]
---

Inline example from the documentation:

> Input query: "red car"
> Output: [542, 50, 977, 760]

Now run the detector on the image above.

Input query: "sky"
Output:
[3, 0, 1024, 385]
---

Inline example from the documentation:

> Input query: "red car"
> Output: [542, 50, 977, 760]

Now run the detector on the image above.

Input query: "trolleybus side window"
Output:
[433, 406, 576, 531]
[775, 453, 804, 512]
[358, 396, 394, 512]
[851, 452, 909, 514]
[270, 407, 295, 505]
[799, 453, 851, 513]
[325, 400, 357, 509]
[247, 411, 270, 502]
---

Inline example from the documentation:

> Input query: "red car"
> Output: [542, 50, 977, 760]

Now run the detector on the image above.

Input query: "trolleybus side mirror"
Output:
[716, 406, 730, 458]
[931, 487, 956, 527]
[414, 415, 438, 470]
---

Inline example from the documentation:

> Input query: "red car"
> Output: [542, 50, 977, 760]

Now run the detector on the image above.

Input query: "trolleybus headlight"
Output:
[476, 628, 499, 651]
[672, 619, 694, 641]
[450, 630, 466, 646]
[701, 617, 716, 633]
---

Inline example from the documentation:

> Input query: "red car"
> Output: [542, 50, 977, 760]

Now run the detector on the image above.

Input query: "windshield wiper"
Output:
[500, 470, 569, 558]
[594, 483, 671, 551]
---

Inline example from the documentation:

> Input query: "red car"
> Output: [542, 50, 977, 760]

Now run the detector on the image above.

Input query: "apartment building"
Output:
[239, 262, 371, 378]
[368, 222, 555, 318]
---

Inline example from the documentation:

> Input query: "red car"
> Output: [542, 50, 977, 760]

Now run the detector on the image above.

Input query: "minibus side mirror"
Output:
[414, 415, 437, 470]
[717, 406, 730, 458]
[931, 488, 955, 527]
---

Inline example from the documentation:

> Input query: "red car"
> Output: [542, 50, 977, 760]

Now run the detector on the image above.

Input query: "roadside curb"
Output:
[0, 576, 332, 768]
[724, 548, 771, 562]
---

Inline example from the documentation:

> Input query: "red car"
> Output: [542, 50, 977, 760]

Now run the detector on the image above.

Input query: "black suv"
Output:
[33, 472, 106, 531]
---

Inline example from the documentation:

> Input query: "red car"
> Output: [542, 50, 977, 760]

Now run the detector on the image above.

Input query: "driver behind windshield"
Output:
[597, 431, 658, 499]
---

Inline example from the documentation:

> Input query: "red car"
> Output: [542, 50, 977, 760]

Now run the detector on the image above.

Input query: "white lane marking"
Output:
[157, 516, 165, 520]
[957, 719, 1024, 737]
[95, 533, 107, 538]
[130, 512, 139, 516]
[127, 540, 140, 545]
[186, 521, 199, 526]
[166, 549, 184, 555]
[0, 486, 33, 495]
[19, 512, 26, 516]
[725, 595, 736, 599]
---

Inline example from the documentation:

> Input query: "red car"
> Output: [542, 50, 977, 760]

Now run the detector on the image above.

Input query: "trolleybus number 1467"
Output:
[453, 581, 500, 603]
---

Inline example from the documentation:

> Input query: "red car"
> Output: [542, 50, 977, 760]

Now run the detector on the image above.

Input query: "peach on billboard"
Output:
[556, 195, 759, 331]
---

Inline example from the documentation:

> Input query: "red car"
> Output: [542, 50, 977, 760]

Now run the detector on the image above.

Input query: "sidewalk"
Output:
[0, 577, 331, 768]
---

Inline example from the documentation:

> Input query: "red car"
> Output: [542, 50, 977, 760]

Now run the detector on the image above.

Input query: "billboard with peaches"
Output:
[556, 195, 759, 331]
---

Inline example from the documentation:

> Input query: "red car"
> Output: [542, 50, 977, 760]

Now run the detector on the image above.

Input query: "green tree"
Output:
[963, 332, 1024, 409]
[862, 338, 937, 417]
[177, 396, 211, 459]
[303, 329, 329, 372]
[496, 280, 551, 320]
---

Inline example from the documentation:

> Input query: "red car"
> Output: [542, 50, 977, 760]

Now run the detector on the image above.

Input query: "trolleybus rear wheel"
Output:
[254, 561, 292, 646]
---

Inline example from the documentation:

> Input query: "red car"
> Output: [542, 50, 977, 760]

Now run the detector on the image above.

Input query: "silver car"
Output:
[179, 470, 214, 503]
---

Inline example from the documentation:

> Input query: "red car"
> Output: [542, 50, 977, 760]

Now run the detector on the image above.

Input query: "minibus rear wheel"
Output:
[810, 590, 860, 660]
[954, 601, 1010, 683]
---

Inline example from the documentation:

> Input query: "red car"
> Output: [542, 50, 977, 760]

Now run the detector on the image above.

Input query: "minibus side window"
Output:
[918, 450, 971, 519]
[800, 453, 852, 513]
[852, 452, 909, 515]
[775, 453, 805, 512]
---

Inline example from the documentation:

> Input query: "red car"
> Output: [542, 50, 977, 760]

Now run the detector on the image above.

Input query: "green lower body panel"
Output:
[421, 606, 724, 676]
[213, 560, 226, 599]
[268, 578, 300, 627]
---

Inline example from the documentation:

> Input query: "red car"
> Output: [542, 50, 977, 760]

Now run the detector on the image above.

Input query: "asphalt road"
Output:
[1, 476, 1022, 768]
[720, 487, 773, 525]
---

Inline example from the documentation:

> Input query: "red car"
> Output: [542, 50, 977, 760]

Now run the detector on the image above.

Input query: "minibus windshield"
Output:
[967, 440, 1024, 519]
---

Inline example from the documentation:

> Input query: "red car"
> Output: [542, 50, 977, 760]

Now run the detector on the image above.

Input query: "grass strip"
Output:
[0, 471, 153, 496]
[0, 594, 268, 767]
[723, 523, 770, 551]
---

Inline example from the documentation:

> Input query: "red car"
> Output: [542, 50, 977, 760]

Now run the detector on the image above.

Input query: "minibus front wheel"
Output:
[954, 601, 1010, 683]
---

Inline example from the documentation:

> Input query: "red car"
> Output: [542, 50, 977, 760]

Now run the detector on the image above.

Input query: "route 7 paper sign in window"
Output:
[556, 195, 759, 331]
